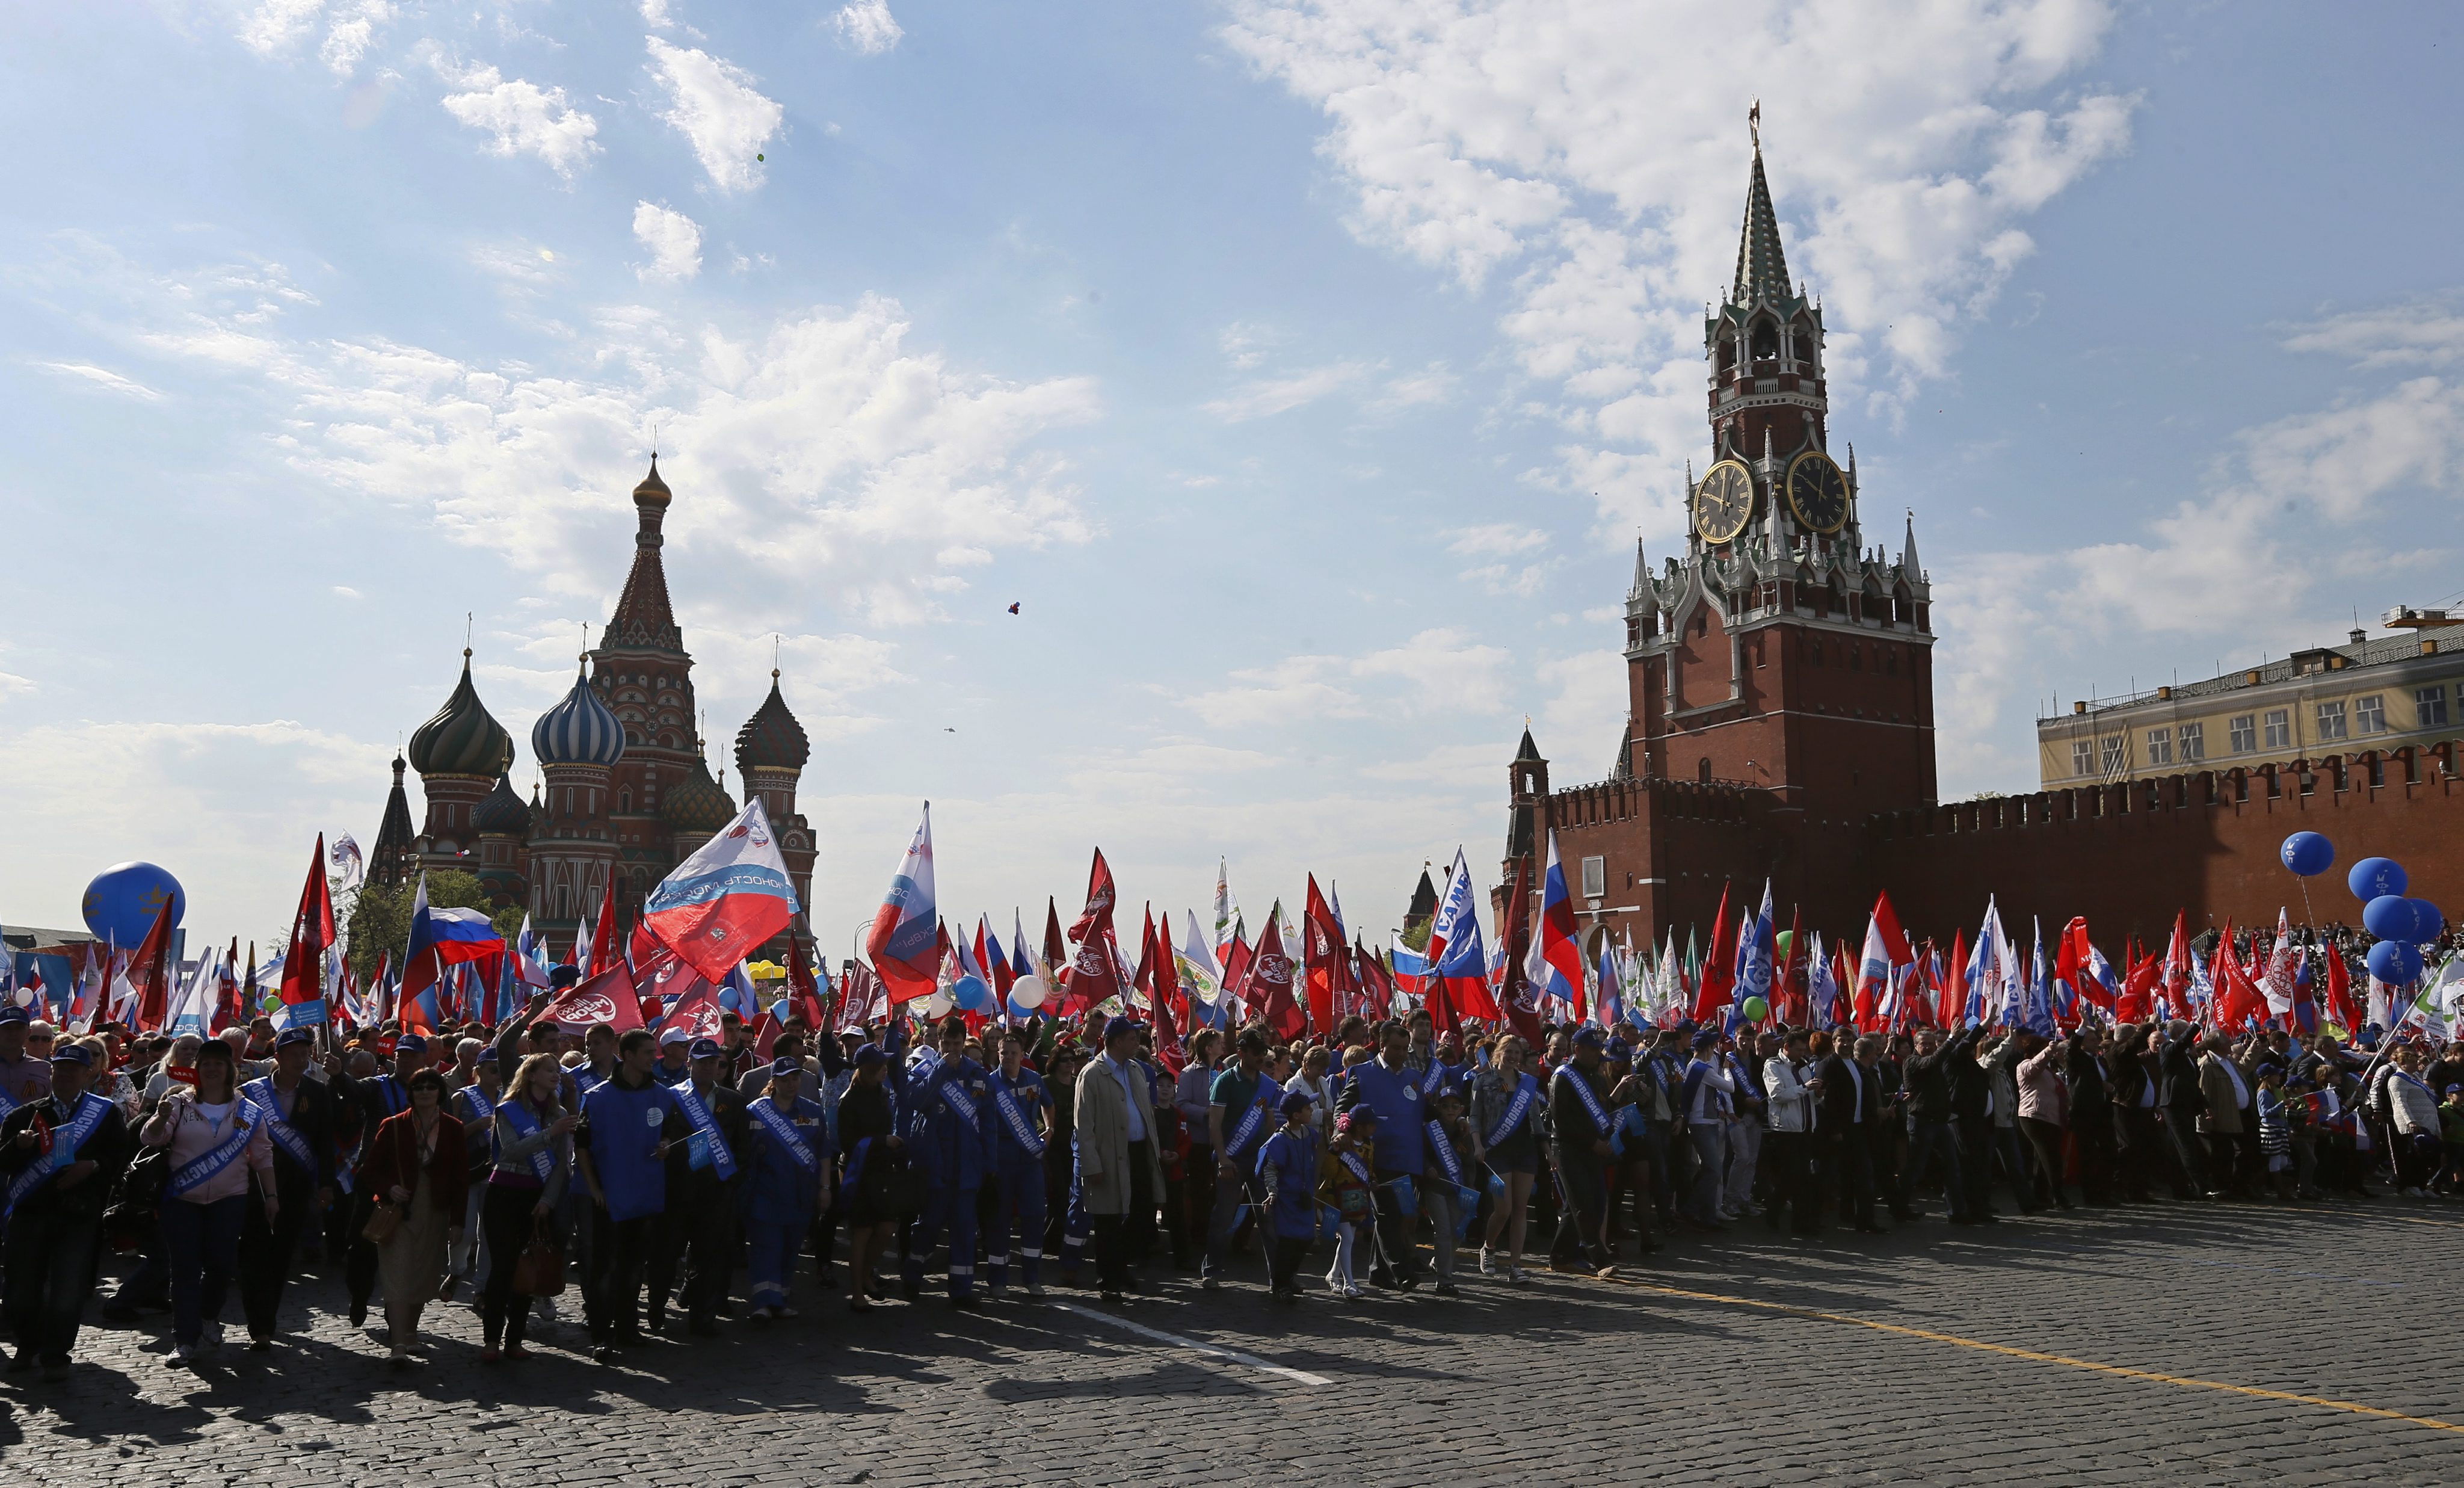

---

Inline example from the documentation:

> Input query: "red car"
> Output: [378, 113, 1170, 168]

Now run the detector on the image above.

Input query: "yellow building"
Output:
[2037, 610, 2464, 787]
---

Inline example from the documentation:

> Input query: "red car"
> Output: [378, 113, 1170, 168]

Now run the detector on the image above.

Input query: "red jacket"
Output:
[360, 1108, 469, 1224]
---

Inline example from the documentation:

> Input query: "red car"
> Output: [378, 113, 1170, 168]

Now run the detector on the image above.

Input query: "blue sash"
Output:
[241, 1077, 316, 1176]
[1424, 1118, 1467, 1187]
[496, 1096, 559, 1185]
[1223, 1076, 1283, 1160]
[7, 1093, 110, 1209]
[750, 1096, 819, 1174]
[1559, 1066, 1620, 1154]
[457, 1084, 501, 1162]
[1420, 1061, 1447, 1096]
[1338, 1150, 1372, 1185]
[992, 1078, 1044, 1157]
[671, 1084, 739, 1181]
[934, 1064, 984, 1136]
[370, 1076, 406, 1118]
[574, 1067, 608, 1097]
[838, 1135, 874, 1208]
[165, 1103, 258, 1199]
[1483, 1074, 1539, 1149]
[0, 1086, 19, 1121]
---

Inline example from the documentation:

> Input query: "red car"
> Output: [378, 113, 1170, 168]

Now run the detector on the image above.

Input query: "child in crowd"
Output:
[1320, 1108, 1378, 1300]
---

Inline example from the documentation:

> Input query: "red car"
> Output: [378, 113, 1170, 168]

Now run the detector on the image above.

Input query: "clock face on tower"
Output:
[1784, 449, 1849, 534]
[1693, 458, 1754, 544]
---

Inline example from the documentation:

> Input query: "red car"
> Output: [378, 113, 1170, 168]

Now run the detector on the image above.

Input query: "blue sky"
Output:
[3, 1, 2459, 952]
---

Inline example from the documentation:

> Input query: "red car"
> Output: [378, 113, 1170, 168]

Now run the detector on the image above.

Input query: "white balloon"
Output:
[925, 988, 954, 1017]
[1011, 974, 1047, 1010]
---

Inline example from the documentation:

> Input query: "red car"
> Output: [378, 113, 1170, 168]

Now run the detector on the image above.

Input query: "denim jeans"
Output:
[162, 1194, 248, 1346]
[1686, 1122, 1728, 1223]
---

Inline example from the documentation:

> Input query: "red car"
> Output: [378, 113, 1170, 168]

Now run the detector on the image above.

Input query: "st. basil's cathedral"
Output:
[364, 459, 818, 951]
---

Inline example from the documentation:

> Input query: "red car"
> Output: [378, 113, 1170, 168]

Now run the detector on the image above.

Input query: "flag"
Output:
[2161, 911, 2194, 1022]
[2323, 937, 2359, 1030]
[1690, 883, 1738, 1024]
[1387, 933, 1429, 999]
[785, 934, 830, 1029]
[2288, 947, 2318, 1035]
[1852, 892, 1912, 1033]
[540, 963, 646, 1033]
[168, 949, 218, 1037]
[1213, 859, 1240, 963]
[1219, 932, 1254, 1017]
[515, 915, 553, 990]
[859, 803, 939, 1005]
[1806, 931, 1839, 1026]
[1355, 939, 1395, 1022]
[2022, 918, 2057, 1036]
[584, 881, 620, 980]
[1495, 857, 1544, 1045]
[129, 893, 179, 1033]
[1175, 910, 1225, 1010]
[401, 872, 507, 1021]
[645, 797, 801, 983]
[1524, 830, 1585, 1012]
[2259, 909, 2297, 1021]
[1251, 913, 1305, 1040]
[1301, 875, 1348, 1034]
[1731, 880, 1776, 1031]
[1068, 848, 1119, 944]
[1424, 848, 1498, 1022]
[1594, 937, 1625, 1030]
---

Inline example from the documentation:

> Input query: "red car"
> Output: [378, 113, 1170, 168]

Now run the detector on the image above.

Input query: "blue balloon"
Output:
[2363, 894, 2418, 942]
[2407, 899, 2444, 942]
[2348, 856, 2407, 901]
[2367, 939, 2422, 986]
[81, 861, 184, 948]
[953, 974, 995, 1014]
[2279, 831, 2335, 877]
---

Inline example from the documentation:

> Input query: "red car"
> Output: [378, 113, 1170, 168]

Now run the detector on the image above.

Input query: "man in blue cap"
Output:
[983, 1025, 1052, 1299]
[576, 1028, 688, 1361]
[650, 1036, 747, 1336]
[1, 1040, 132, 1380]
[1547, 1026, 1618, 1275]
[904, 1018, 996, 1309]
[236, 1025, 337, 1350]
[1336, 1020, 1428, 1290]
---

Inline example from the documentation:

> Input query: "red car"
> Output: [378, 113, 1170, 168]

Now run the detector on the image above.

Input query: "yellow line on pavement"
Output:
[1577, 1273, 2464, 1437]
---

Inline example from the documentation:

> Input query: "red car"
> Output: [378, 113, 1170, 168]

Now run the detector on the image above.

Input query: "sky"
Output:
[2, 1, 2460, 955]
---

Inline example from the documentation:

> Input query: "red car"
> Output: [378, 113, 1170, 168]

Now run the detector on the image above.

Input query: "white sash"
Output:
[671, 1083, 739, 1181]
[750, 1096, 819, 1174]
[7, 1092, 110, 1208]
[166, 1104, 257, 1198]
[241, 1078, 316, 1176]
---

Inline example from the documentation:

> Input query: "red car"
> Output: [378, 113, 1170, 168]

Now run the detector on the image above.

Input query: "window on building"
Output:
[2229, 714, 2256, 753]
[2072, 739, 2094, 777]
[1580, 856, 1606, 899]
[1810, 638, 1823, 667]
[2179, 722, 2205, 762]
[2418, 686, 2451, 728]
[2100, 735, 2126, 773]
[2145, 727, 2172, 767]
[2354, 694, 2386, 735]
[1698, 758, 1712, 783]
[2315, 700, 2347, 741]
[2264, 709, 2291, 750]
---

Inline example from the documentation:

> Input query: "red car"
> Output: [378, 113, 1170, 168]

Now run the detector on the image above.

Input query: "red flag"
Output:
[629, 919, 658, 975]
[1219, 932, 1254, 1019]
[1151, 909, 1188, 1032]
[1251, 916, 1305, 1040]
[588, 887, 620, 980]
[1942, 928, 1969, 1028]
[1041, 897, 1067, 975]
[1354, 939, 1394, 1021]
[2161, 911, 2193, 1021]
[129, 894, 179, 1033]
[2323, 938, 2359, 1030]
[540, 963, 645, 1033]
[2211, 919, 2264, 1031]
[1778, 909, 1807, 1025]
[1496, 858, 1543, 1045]
[1690, 882, 1737, 1023]
[1141, 911, 1186, 1076]
[786, 936, 829, 1029]
[1068, 849, 1118, 943]
[277, 834, 337, 1015]
[1301, 875, 1346, 1035]
[2116, 950, 2161, 1023]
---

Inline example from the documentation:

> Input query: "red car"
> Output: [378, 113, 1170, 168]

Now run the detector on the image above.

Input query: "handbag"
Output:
[361, 1197, 404, 1245]
[511, 1218, 567, 1297]
[861, 1147, 928, 1218]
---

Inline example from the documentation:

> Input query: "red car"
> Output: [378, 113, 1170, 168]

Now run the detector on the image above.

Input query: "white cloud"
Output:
[1184, 627, 1509, 729]
[318, 1, 393, 76]
[1442, 523, 1546, 557]
[1221, 0, 2136, 538]
[428, 52, 602, 179]
[1375, 362, 1455, 410]
[646, 36, 784, 193]
[236, 0, 324, 57]
[632, 200, 704, 282]
[833, 0, 905, 55]
[1203, 360, 1370, 422]
[641, 0, 674, 26]
[33, 361, 161, 400]
[100, 246, 1102, 628]
[2282, 302, 2464, 371]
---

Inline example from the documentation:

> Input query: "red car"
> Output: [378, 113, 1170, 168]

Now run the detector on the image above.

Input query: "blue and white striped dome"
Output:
[532, 667, 627, 768]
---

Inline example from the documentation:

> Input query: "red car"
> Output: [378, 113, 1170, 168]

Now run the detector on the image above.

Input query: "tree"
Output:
[345, 871, 499, 983]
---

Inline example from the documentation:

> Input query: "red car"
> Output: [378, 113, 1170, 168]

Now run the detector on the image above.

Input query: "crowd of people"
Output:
[3, 971, 2462, 1385]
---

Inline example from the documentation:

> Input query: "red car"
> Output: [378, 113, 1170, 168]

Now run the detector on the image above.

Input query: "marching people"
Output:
[1074, 1016, 1163, 1304]
[1471, 1033, 1542, 1280]
[1, 1037, 133, 1380]
[902, 1019, 993, 1309]
[835, 1043, 904, 1314]
[1198, 1028, 1277, 1292]
[1545, 1027, 1618, 1276]
[141, 1039, 276, 1367]
[1336, 1020, 1427, 1290]
[740, 1057, 828, 1319]
[576, 1028, 686, 1362]
[983, 1026, 1050, 1298]
[359, 1067, 467, 1366]
[446, 1046, 503, 1298]
[481, 1050, 574, 1359]
[236, 1025, 336, 1350]
[650, 1038, 746, 1335]
[1255, 1090, 1321, 1302]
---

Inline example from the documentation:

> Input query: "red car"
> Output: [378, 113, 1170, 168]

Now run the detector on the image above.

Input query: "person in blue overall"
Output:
[740, 1057, 829, 1319]
[982, 1026, 1051, 1298]
[1254, 1090, 1320, 1303]
[1336, 1021, 1426, 1289]
[902, 1018, 996, 1310]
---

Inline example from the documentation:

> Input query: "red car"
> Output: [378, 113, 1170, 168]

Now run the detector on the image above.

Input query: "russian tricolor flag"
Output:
[1523, 829, 1585, 1011]
[864, 803, 940, 1005]
[644, 797, 801, 983]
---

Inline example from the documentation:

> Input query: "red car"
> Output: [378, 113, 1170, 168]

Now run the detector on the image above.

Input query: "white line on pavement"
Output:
[1049, 1301, 1332, 1386]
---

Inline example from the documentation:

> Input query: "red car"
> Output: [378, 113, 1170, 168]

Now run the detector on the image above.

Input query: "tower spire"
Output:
[1731, 125, 1790, 306]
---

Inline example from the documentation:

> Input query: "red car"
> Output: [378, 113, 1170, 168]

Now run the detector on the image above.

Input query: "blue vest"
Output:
[582, 1077, 678, 1222]
[1346, 1061, 1425, 1175]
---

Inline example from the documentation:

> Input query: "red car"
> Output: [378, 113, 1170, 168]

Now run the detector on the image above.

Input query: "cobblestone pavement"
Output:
[5, 1197, 2462, 1486]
